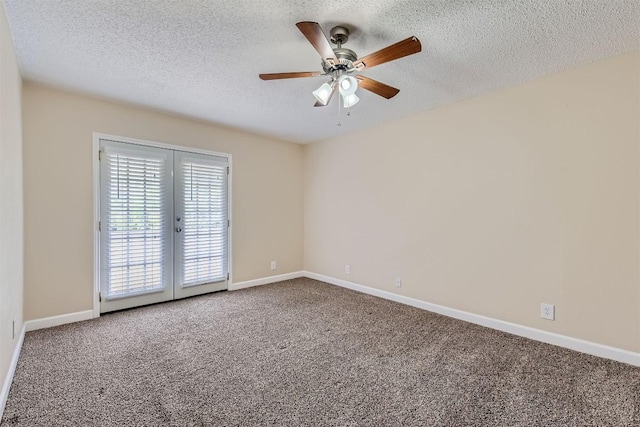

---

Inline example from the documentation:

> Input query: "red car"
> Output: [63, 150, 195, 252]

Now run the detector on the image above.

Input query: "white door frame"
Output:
[92, 132, 233, 318]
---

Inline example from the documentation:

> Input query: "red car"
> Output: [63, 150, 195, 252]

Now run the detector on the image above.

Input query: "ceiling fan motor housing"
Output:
[323, 25, 357, 73]
[334, 48, 357, 62]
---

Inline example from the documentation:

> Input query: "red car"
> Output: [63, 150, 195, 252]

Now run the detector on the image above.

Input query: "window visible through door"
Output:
[98, 138, 230, 313]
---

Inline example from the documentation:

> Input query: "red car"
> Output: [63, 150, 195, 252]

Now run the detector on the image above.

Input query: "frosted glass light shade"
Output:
[338, 75, 358, 96]
[342, 93, 359, 108]
[312, 82, 334, 105]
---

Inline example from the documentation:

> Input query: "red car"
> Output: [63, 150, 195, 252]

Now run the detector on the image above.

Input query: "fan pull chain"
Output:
[337, 95, 352, 126]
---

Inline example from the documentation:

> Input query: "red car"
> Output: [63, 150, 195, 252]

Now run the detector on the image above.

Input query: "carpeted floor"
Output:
[2, 278, 639, 426]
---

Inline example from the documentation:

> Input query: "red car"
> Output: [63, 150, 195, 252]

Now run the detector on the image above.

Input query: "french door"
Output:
[99, 139, 229, 313]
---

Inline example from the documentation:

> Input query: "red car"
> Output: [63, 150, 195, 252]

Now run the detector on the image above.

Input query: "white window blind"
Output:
[179, 157, 228, 286]
[103, 148, 168, 297]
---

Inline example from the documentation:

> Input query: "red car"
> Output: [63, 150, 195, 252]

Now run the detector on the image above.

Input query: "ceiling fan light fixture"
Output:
[312, 81, 335, 105]
[338, 75, 358, 96]
[342, 93, 359, 108]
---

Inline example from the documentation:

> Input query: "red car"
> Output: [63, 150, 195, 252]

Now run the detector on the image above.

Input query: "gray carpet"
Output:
[2, 278, 639, 426]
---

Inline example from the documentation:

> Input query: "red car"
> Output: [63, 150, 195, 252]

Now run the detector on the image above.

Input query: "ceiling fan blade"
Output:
[356, 76, 400, 99]
[353, 36, 421, 70]
[296, 21, 339, 65]
[259, 72, 322, 80]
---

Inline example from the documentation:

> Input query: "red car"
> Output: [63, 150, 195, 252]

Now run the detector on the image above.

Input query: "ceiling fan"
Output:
[259, 22, 422, 108]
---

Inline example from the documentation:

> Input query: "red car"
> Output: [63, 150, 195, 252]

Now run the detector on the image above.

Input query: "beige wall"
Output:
[15, 42, 640, 357]
[304, 51, 640, 352]
[0, 1, 23, 402]
[22, 84, 304, 320]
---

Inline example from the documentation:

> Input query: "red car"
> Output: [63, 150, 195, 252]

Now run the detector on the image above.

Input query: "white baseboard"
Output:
[24, 310, 95, 332]
[229, 271, 304, 291]
[303, 271, 640, 367]
[1, 323, 25, 421]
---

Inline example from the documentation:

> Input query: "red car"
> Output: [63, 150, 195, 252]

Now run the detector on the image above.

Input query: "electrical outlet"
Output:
[270, 261, 276, 270]
[345, 264, 351, 274]
[541, 303, 555, 320]
[395, 277, 402, 288]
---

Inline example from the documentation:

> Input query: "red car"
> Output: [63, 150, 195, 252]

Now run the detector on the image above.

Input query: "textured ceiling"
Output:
[4, 1, 639, 144]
